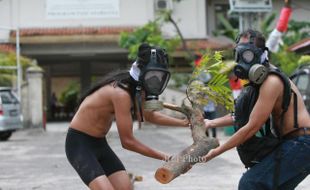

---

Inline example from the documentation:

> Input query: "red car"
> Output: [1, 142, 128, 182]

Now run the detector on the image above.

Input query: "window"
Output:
[0, 91, 18, 104]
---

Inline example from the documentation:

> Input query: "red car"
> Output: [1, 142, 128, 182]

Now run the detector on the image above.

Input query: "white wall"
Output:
[3, 0, 308, 41]
[17, 0, 152, 27]
[0, 0, 208, 40]
[166, 0, 207, 38]
[26, 66, 44, 128]
[0, 0, 11, 26]
[0, 0, 12, 41]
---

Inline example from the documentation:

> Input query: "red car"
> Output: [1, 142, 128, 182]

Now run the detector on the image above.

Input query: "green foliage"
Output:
[0, 52, 36, 86]
[213, 13, 239, 41]
[188, 52, 234, 111]
[298, 55, 310, 65]
[59, 82, 80, 114]
[272, 20, 310, 75]
[260, 12, 277, 37]
[119, 19, 180, 60]
[270, 46, 301, 75]
[0, 74, 15, 87]
[284, 20, 310, 46]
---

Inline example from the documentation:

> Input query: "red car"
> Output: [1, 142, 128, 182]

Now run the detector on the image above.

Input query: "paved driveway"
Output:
[0, 122, 308, 190]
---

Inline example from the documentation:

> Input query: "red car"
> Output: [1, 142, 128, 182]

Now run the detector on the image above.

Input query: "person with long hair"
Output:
[65, 43, 189, 190]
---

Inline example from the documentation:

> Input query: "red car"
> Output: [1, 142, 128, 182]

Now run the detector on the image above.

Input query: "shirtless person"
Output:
[65, 44, 189, 190]
[203, 30, 310, 189]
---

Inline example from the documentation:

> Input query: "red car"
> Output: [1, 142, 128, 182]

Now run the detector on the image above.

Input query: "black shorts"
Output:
[65, 128, 125, 185]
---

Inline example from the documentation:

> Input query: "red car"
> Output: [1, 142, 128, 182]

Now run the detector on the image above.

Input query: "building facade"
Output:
[0, 0, 309, 119]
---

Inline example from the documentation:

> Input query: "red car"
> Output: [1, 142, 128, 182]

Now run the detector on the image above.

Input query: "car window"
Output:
[0, 91, 18, 104]
[296, 74, 309, 91]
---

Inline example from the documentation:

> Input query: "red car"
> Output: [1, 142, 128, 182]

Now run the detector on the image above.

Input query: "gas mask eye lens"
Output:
[145, 71, 164, 81]
[143, 70, 170, 95]
[242, 50, 254, 63]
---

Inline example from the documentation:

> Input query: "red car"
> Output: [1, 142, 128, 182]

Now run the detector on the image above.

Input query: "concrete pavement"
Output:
[0, 122, 308, 190]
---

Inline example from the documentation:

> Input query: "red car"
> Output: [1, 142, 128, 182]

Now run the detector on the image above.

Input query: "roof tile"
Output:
[0, 44, 16, 53]
[10, 26, 136, 37]
[8, 27, 234, 50]
[288, 38, 310, 52]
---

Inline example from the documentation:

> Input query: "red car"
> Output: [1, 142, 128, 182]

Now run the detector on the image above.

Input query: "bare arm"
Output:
[144, 110, 189, 127]
[204, 114, 234, 129]
[113, 89, 168, 161]
[203, 75, 283, 161]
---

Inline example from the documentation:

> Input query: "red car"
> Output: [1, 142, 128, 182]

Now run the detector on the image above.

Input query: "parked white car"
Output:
[0, 87, 23, 141]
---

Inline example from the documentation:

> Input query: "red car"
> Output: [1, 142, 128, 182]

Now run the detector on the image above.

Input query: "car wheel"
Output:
[0, 131, 12, 141]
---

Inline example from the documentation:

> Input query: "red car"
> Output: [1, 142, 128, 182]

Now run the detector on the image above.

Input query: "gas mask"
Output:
[140, 49, 170, 97]
[139, 49, 170, 111]
[234, 41, 269, 85]
[128, 44, 170, 121]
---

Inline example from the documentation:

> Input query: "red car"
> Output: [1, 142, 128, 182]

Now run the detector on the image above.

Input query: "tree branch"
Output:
[168, 14, 195, 60]
[155, 102, 219, 184]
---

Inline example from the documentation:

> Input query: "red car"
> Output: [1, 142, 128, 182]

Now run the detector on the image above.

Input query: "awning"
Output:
[288, 38, 310, 55]
[9, 26, 235, 51]
[0, 43, 16, 53]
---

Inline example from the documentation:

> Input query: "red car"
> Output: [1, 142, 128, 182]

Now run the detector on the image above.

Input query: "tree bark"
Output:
[155, 102, 219, 184]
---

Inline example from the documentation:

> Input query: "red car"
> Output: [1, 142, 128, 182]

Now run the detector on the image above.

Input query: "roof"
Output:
[8, 26, 234, 50]
[0, 44, 16, 53]
[288, 38, 310, 54]
[10, 26, 135, 37]
[184, 38, 234, 51]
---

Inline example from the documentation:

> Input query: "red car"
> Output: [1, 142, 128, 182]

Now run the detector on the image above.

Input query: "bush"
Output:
[270, 46, 301, 76]
[59, 82, 80, 116]
[0, 52, 36, 86]
[298, 55, 310, 65]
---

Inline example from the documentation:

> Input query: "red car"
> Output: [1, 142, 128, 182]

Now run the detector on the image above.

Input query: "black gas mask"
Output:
[134, 47, 170, 112]
[139, 49, 170, 100]
[234, 34, 269, 84]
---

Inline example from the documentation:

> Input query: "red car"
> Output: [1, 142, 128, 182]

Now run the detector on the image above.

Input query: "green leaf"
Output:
[118, 19, 181, 61]
[188, 52, 234, 111]
[0, 52, 37, 86]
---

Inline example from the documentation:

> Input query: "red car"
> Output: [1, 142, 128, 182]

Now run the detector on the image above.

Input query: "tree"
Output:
[298, 55, 310, 66]
[119, 8, 196, 90]
[155, 52, 234, 184]
[260, 12, 277, 38]
[59, 82, 80, 118]
[119, 5, 199, 63]
[0, 52, 36, 86]
[119, 18, 180, 61]
[118, 6, 234, 183]
[284, 20, 310, 47]
[213, 13, 239, 42]
[187, 51, 234, 111]
[270, 45, 301, 75]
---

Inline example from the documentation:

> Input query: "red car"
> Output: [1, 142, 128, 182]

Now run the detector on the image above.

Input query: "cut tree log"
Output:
[154, 102, 220, 184]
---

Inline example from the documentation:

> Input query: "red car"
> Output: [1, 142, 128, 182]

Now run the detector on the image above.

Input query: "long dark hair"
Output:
[78, 70, 137, 107]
